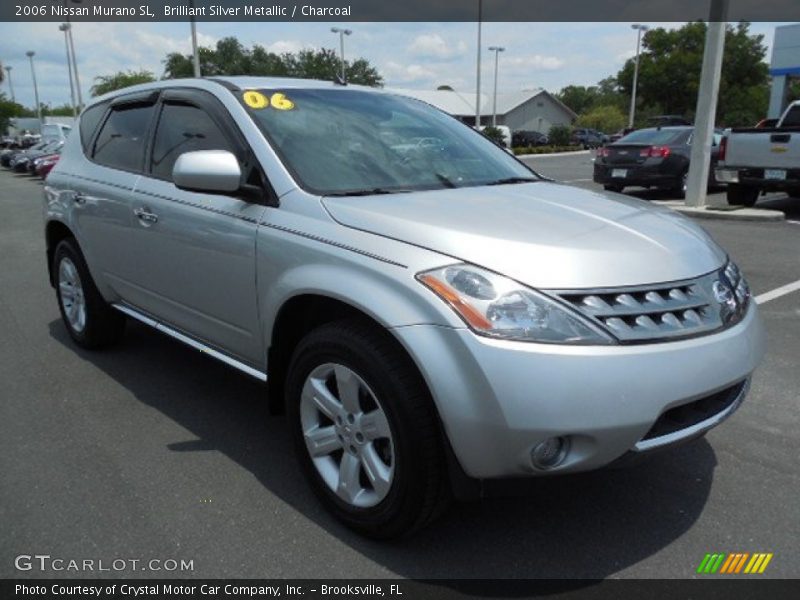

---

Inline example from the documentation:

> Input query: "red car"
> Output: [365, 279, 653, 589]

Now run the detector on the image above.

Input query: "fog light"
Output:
[531, 437, 569, 469]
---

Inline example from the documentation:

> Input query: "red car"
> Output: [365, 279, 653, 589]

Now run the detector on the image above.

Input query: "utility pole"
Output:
[59, 24, 78, 117]
[488, 46, 505, 128]
[4, 66, 14, 103]
[685, 0, 728, 208]
[475, 0, 482, 128]
[628, 24, 649, 129]
[190, 0, 201, 77]
[331, 28, 352, 83]
[26, 51, 42, 126]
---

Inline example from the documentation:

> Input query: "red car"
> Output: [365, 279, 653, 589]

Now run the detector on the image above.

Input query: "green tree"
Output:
[0, 92, 28, 134]
[616, 22, 769, 127]
[162, 37, 383, 86]
[548, 124, 572, 146]
[557, 85, 599, 115]
[575, 104, 626, 133]
[90, 70, 157, 97]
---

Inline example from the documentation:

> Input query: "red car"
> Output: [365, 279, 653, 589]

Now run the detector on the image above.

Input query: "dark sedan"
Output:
[8, 140, 63, 172]
[512, 130, 549, 148]
[594, 127, 722, 197]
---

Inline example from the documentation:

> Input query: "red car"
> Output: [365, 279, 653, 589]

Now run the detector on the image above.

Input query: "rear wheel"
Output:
[54, 238, 125, 349]
[286, 319, 449, 538]
[727, 183, 760, 207]
[604, 184, 624, 193]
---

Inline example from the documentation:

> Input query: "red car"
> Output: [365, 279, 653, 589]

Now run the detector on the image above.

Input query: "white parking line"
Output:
[786, 220, 800, 225]
[564, 178, 594, 183]
[755, 279, 800, 305]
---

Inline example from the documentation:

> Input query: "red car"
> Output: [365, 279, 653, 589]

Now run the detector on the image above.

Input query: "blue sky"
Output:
[0, 21, 784, 109]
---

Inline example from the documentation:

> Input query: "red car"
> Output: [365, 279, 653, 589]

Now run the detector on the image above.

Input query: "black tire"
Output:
[286, 318, 449, 538]
[672, 171, 688, 199]
[727, 184, 759, 207]
[53, 238, 125, 349]
[604, 184, 624, 193]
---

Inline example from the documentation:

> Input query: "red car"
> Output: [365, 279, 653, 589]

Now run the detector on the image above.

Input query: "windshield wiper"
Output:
[325, 188, 412, 197]
[485, 177, 541, 186]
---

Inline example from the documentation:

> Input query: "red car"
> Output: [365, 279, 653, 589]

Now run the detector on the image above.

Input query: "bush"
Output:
[548, 124, 572, 146]
[481, 126, 506, 145]
[512, 145, 582, 156]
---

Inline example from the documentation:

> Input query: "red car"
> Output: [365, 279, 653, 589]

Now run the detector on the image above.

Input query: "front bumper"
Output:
[393, 303, 764, 479]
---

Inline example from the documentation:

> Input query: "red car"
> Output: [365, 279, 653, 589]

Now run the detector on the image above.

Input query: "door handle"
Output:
[134, 207, 159, 224]
[73, 193, 87, 205]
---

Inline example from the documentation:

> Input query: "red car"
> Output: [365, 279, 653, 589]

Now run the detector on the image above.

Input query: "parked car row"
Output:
[0, 137, 63, 178]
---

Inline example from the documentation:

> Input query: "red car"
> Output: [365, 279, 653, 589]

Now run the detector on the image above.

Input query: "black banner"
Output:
[3, 579, 800, 600]
[3, 0, 800, 23]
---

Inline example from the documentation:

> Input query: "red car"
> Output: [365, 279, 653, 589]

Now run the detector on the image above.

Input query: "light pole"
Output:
[59, 24, 78, 117]
[4, 66, 14, 103]
[488, 46, 505, 128]
[63, 1, 83, 110]
[475, 0, 483, 128]
[26, 51, 42, 126]
[189, 0, 201, 77]
[330, 27, 352, 83]
[628, 23, 649, 129]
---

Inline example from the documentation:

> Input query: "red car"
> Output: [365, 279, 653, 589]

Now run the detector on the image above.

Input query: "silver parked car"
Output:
[44, 78, 765, 538]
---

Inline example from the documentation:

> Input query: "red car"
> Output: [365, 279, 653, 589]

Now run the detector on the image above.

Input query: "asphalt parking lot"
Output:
[1, 161, 798, 581]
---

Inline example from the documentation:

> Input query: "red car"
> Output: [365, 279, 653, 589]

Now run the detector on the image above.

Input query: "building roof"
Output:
[385, 87, 578, 119]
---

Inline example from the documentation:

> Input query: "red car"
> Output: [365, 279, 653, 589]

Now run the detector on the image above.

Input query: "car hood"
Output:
[321, 182, 727, 289]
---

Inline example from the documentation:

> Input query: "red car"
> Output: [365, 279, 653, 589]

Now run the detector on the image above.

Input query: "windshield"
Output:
[617, 128, 687, 145]
[241, 88, 538, 195]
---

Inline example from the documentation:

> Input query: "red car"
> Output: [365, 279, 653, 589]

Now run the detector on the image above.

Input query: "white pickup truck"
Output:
[716, 100, 800, 206]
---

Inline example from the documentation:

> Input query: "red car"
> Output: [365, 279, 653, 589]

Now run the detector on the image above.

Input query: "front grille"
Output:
[553, 271, 724, 343]
[641, 380, 747, 441]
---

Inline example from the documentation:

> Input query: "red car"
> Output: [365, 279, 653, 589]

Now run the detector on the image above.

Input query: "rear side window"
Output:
[93, 104, 155, 172]
[150, 103, 236, 181]
[618, 129, 685, 145]
[79, 103, 107, 152]
[781, 105, 800, 127]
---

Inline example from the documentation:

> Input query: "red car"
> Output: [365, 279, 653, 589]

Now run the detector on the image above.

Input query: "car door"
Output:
[70, 94, 158, 301]
[127, 88, 268, 367]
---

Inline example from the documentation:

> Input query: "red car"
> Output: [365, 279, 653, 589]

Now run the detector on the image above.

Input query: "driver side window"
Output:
[150, 103, 236, 181]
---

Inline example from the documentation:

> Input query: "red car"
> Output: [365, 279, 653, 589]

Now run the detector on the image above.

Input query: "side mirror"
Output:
[172, 150, 241, 193]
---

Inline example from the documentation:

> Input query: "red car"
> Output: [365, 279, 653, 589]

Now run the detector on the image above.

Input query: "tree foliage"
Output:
[556, 78, 626, 115]
[162, 37, 384, 87]
[90, 70, 157, 97]
[616, 22, 769, 127]
[0, 92, 29, 134]
[575, 104, 627, 133]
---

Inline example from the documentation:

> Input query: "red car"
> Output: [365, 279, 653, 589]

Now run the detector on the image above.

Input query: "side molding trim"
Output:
[112, 303, 268, 382]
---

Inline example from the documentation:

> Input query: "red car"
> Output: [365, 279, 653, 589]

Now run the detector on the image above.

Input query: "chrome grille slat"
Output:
[550, 272, 725, 343]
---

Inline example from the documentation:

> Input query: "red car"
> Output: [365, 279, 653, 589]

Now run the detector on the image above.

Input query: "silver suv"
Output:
[44, 77, 765, 537]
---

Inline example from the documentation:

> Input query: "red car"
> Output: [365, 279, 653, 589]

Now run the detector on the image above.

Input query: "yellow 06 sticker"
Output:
[242, 91, 295, 111]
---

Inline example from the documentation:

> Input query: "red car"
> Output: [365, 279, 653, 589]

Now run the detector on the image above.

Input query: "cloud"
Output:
[382, 61, 439, 85]
[266, 40, 306, 54]
[408, 33, 467, 60]
[504, 54, 565, 71]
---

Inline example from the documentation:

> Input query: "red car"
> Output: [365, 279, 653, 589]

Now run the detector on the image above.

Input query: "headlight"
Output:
[417, 264, 615, 344]
[722, 259, 751, 322]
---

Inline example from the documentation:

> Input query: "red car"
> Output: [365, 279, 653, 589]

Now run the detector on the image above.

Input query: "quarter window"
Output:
[150, 103, 236, 181]
[92, 104, 155, 172]
[79, 103, 107, 153]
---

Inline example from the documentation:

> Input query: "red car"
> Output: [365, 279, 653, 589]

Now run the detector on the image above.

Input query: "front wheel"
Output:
[53, 238, 125, 349]
[727, 183, 760, 207]
[286, 319, 449, 538]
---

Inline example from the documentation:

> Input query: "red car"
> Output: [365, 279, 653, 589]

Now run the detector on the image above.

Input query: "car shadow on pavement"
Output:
[48, 318, 717, 586]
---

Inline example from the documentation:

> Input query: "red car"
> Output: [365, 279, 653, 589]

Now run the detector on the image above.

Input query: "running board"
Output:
[112, 303, 267, 382]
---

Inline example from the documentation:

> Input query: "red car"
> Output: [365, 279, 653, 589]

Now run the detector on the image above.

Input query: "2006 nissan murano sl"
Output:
[43, 77, 765, 537]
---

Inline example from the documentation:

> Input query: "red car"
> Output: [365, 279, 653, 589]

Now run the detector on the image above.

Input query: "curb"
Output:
[654, 201, 785, 222]
[516, 150, 592, 159]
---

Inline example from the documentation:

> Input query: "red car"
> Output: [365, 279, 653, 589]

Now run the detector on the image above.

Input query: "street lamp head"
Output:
[489, 46, 505, 52]
[59, 23, 70, 31]
[631, 24, 649, 31]
[26, 51, 35, 58]
[5, 66, 11, 72]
